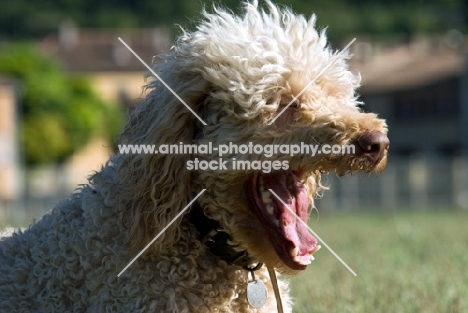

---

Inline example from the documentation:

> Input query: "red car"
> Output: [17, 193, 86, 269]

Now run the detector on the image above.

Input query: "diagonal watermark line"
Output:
[268, 188, 357, 276]
[117, 189, 206, 277]
[268, 38, 356, 125]
[118, 37, 207, 126]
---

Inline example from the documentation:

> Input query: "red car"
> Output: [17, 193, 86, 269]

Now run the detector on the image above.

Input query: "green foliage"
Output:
[0, 0, 466, 41]
[0, 44, 124, 165]
[22, 114, 71, 165]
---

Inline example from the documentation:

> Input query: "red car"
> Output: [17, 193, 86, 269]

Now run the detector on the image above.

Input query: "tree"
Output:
[0, 44, 124, 165]
[0, 0, 466, 42]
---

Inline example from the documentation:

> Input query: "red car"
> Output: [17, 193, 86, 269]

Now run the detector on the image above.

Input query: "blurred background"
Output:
[0, 0, 467, 312]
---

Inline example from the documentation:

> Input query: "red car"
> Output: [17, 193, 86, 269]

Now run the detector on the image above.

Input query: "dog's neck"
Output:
[187, 201, 261, 271]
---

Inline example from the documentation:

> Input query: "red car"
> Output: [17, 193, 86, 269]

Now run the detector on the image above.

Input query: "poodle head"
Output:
[117, 1, 389, 273]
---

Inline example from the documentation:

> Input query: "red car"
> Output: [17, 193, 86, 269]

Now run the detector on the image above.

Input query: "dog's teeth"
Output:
[293, 255, 311, 265]
[310, 255, 315, 261]
[290, 247, 298, 257]
[311, 245, 322, 255]
[266, 204, 274, 215]
[262, 191, 272, 204]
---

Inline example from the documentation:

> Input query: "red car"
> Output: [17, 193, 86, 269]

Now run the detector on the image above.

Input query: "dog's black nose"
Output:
[355, 131, 389, 163]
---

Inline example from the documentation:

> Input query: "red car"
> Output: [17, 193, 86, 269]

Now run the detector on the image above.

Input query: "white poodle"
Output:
[0, 1, 388, 312]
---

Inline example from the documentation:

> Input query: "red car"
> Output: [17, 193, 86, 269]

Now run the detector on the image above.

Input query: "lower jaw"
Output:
[269, 236, 308, 271]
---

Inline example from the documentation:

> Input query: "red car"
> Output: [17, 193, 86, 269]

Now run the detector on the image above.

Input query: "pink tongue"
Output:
[263, 172, 316, 257]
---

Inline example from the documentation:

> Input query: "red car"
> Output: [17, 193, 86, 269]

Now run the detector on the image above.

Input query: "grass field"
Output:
[289, 211, 468, 313]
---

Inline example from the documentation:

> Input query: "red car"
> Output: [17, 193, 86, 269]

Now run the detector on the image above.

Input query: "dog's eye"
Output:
[280, 100, 300, 110]
[289, 101, 300, 109]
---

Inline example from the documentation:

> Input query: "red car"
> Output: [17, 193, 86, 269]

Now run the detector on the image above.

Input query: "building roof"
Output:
[40, 25, 467, 94]
[350, 36, 467, 94]
[40, 24, 171, 73]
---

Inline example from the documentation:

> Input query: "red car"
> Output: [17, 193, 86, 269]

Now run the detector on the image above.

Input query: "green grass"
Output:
[290, 211, 468, 313]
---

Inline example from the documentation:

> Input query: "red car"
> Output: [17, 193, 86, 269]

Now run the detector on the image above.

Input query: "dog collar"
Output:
[187, 201, 262, 271]
[188, 201, 286, 312]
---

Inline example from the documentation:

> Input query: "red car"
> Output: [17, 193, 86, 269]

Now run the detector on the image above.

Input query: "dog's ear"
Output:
[117, 69, 208, 254]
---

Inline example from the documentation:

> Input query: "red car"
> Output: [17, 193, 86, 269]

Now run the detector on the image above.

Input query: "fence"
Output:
[317, 156, 468, 212]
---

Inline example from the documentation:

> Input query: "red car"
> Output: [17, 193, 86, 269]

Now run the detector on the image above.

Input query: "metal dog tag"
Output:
[247, 271, 267, 309]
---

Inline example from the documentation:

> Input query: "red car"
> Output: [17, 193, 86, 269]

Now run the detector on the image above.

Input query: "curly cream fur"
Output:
[0, 1, 387, 312]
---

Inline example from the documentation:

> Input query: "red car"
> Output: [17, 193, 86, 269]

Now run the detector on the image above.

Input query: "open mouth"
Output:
[245, 170, 320, 270]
